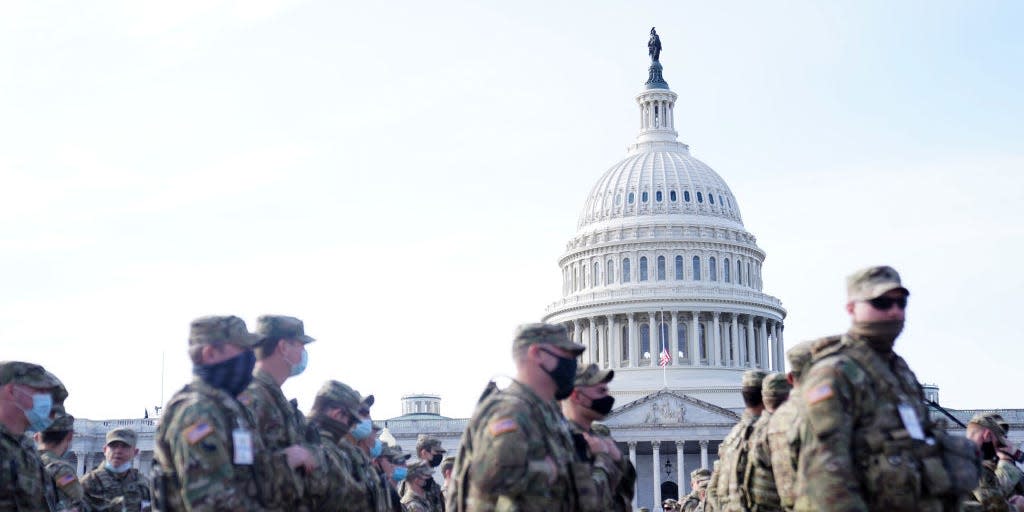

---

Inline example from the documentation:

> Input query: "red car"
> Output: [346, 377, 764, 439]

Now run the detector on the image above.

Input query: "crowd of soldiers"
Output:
[1, 265, 1022, 511]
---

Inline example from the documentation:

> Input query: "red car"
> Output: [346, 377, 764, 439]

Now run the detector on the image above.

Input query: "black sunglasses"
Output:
[867, 295, 908, 311]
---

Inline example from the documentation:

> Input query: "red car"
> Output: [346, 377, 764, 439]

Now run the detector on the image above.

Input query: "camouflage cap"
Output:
[406, 459, 434, 480]
[0, 361, 63, 391]
[188, 315, 261, 349]
[256, 315, 315, 344]
[383, 444, 411, 464]
[44, 405, 74, 433]
[761, 372, 792, 399]
[785, 341, 814, 378]
[969, 413, 1009, 443]
[416, 434, 446, 453]
[315, 380, 363, 417]
[105, 428, 137, 447]
[440, 455, 455, 472]
[690, 467, 711, 480]
[741, 369, 768, 389]
[985, 412, 1010, 434]
[846, 265, 910, 302]
[512, 323, 585, 355]
[575, 363, 614, 387]
[663, 498, 678, 507]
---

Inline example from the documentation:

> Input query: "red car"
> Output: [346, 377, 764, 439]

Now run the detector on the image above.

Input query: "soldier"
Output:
[561, 363, 636, 511]
[712, 369, 766, 512]
[440, 456, 455, 502]
[0, 361, 64, 512]
[398, 435, 446, 511]
[694, 476, 711, 511]
[153, 315, 309, 511]
[794, 266, 969, 511]
[304, 380, 365, 511]
[743, 373, 792, 512]
[680, 468, 711, 512]
[964, 413, 1011, 511]
[402, 460, 436, 512]
[663, 498, 679, 511]
[376, 443, 408, 512]
[764, 342, 813, 511]
[81, 428, 152, 511]
[239, 314, 322, 511]
[446, 323, 588, 512]
[338, 395, 391, 512]
[36, 406, 88, 512]
[705, 460, 721, 512]
[985, 413, 1024, 498]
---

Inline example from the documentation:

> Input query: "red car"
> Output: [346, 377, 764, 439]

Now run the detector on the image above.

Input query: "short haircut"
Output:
[741, 387, 764, 408]
[40, 430, 72, 445]
[254, 337, 283, 360]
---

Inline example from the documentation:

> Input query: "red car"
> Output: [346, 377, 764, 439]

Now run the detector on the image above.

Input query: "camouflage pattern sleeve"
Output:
[995, 459, 1024, 496]
[766, 403, 800, 510]
[47, 457, 88, 511]
[467, 406, 551, 498]
[80, 470, 113, 512]
[793, 358, 868, 512]
[970, 463, 1010, 512]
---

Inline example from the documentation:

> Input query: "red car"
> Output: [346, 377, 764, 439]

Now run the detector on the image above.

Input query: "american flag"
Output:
[659, 348, 671, 367]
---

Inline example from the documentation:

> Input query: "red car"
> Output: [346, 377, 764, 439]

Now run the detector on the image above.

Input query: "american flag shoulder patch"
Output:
[184, 421, 214, 445]
[56, 473, 77, 487]
[488, 417, 518, 437]
[805, 384, 834, 404]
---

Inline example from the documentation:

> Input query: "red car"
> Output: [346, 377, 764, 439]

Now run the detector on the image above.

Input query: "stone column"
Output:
[649, 311, 657, 367]
[775, 322, 784, 372]
[653, 441, 662, 505]
[746, 316, 756, 368]
[676, 440, 686, 495]
[608, 315, 618, 368]
[629, 442, 638, 510]
[700, 440, 709, 469]
[730, 315, 739, 368]
[759, 318, 769, 370]
[572, 320, 583, 363]
[670, 311, 679, 365]
[711, 312, 722, 367]
[689, 311, 700, 365]
[629, 314, 638, 368]
[590, 319, 599, 366]
[777, 323, 785, 371]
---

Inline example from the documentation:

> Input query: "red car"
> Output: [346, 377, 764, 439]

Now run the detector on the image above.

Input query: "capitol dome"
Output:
[543, 48, 786, 407]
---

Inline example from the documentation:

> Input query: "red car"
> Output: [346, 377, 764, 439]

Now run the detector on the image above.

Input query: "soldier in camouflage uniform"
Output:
[0, 361, 64, 512]
[335, 395, 391, 512]
[561, 363, 636, 512]
[447, 323, 591, 512]
[985, 413, 1024, 499]
[36, 406, 88, 512]
[153, 315, 306, 511]
[764, 342, 813, 512]
[743, 373, 791, 512]
[964, 413, 1011, 511]
[399, 435, 446, 512]
[711, 369, 766, 512]
[380, 444, 411, 512]
[794, 266, 969, 512]
[440, 456, 455, 503]
[305, 379, 367, 511]
[81, 428, 152, 511]
[239, 315, 324, 511]
[402, 460, 436, 512]
[680, 468, 711, 512]
[705, 460, 721, 512]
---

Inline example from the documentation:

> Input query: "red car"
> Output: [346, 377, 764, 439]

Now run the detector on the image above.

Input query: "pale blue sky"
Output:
[1, 0, 1021, 420]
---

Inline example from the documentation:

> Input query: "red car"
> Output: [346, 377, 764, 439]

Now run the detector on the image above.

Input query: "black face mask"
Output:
[194, 350, 256, 397]
[430, 453, 444, 468]
[587, 395, 615, 416]
[982, 441, 997, 460]
[540, 349, 577, 400]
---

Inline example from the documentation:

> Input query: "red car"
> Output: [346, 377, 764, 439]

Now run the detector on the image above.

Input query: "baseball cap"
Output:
[105, 428, 137, 447]
[846, 265, 910, 302]
[512, 323, 585, 355]
[575, 363, 614, 387]
[189, 316, 261, 349]
[256, 315, 315, 344]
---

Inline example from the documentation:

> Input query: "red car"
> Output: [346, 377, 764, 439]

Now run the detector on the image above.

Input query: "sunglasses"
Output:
[867, 295, 908, 311]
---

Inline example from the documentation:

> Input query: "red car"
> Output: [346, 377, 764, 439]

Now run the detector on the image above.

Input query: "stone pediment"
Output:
[602, 389, 740, 427]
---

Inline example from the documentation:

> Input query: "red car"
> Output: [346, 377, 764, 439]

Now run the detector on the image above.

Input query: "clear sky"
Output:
[1, 0, 1021, 421]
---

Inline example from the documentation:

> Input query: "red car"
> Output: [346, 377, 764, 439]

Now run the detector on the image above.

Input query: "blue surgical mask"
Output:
[370, 439, 383, 458]
[391, 466, 408, 482]
[105, 461, 132, 474]
[289, 349, 308, 377]
[351, 418, 373, 440]
[16, 389, 53, 432]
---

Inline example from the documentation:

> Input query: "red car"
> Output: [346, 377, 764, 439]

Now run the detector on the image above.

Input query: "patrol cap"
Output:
[256, 315, 315, 344]
[690, 467, 711, 480]
[315, 380, 363, 417]
[406, 459, 434, 480]
[44, 405, 74, 433]
[0, 361, 63, 391]
[761, 372, 792, 399]
[188, 316, 260, 349]
[383, 444, 411, 464]
[969, 413, 1009, 444]
[986, 412, 1010, 434]
[512, 323, 585, 355]
[416, 434, 446, 453]
[741, 369, 768, 389]
[105, 428, 137, 447]
[846, 265, 910, 302]
[440, 456, 455, 472]
[786, 341, 814, 379]
[575, 363, 614, 387]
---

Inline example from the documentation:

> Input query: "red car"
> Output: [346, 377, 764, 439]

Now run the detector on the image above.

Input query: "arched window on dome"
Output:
[615, 194, 621, 206]
[656, 190, 663, 202]
[724, 258, 731, 283]
[709, 257, 717, 281]
[675, 255, 684, 280]
[709, 194, 715, 205]
[737, 260, 743, 286]
[684, 190, 691, 202]
[620, 325, 630, 366]
[622, 258, 631, 283]
[642, 191, 649, 203]
[697, 192, 704, 203]
[593, 262, 600, 288]
[639, 257, 649, 281]
[670, 190, 677, 202]
[678, 323, 688, 361]
[657, 256, 666, 280]
[640, 324, 651, 361]
[692, 256, 702, 281]
[628, 192, 635, 204]
[606, 259, 614, 285]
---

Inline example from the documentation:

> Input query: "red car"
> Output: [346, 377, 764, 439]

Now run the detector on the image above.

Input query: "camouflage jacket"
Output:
[402, 489, 432, 512]
[0, 423, 58, 512]
[447, 380, 594, 512]
[80, 466, 151, 512]
[995, 459, 1024, 497]
[681, 490, 702, 512]
[335, 437, 389, 512]
[305, 421, 362, 511]
[153, 378, 293, 512]
[745, 411, 781, 511]
[794, 334, 956, 512]
[398, 462, 444, 512]
[567, 420, 636, 512]
[239, 368, 326, 510]
[962, 461, 1009, 512]
[715, 410, 760, 512]
[765, 399, 800, 511]
[40, 449, 87, 512]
